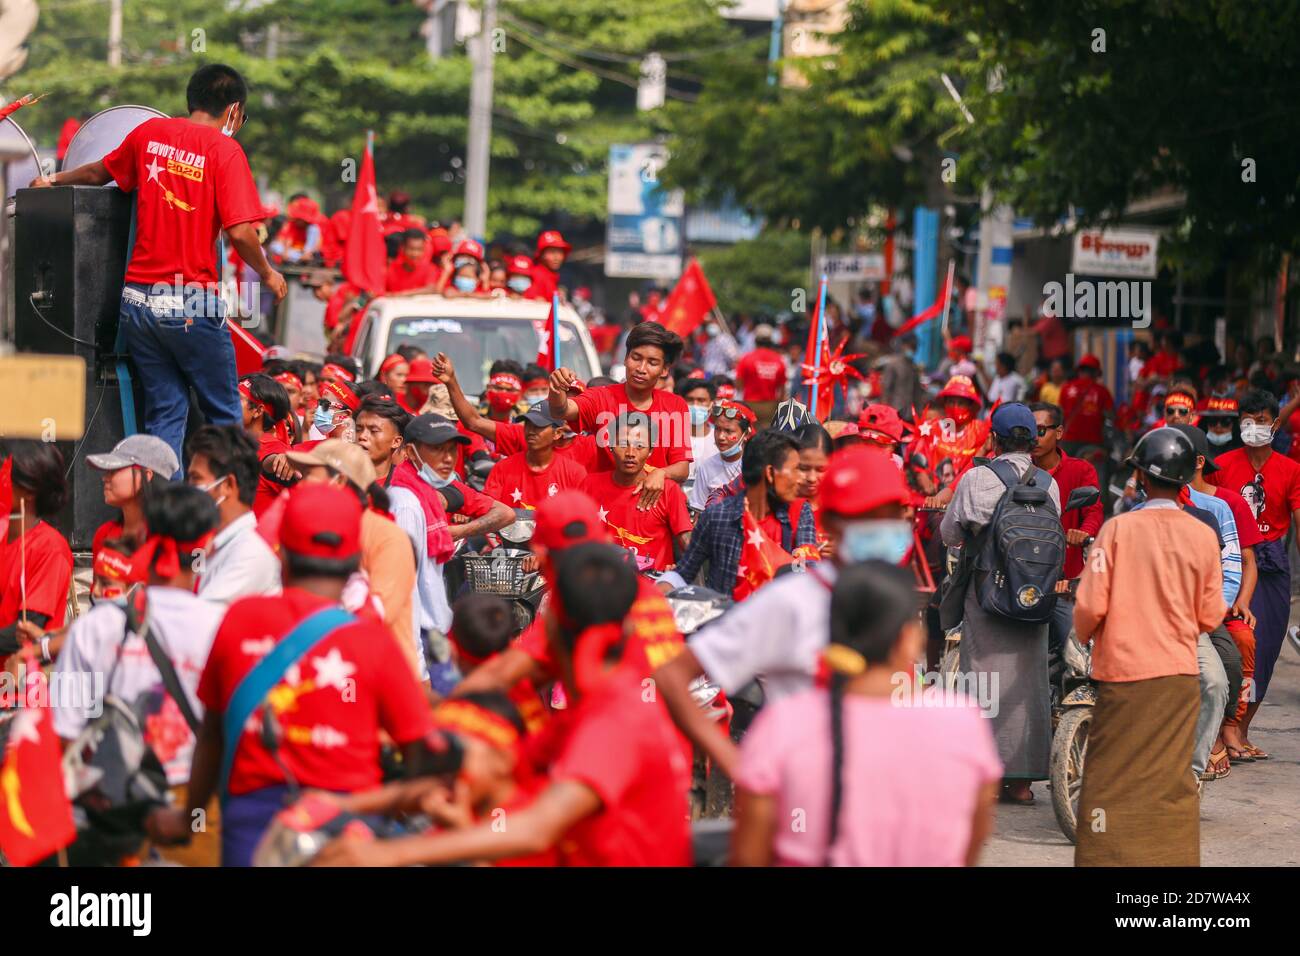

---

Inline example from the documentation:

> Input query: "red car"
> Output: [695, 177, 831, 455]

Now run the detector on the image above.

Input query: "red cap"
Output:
[1077, 354, 1102, 371]
[506, 254, 534, 276]
[287, 196, 321, 222]
[819, 446, 910, 517]
[534, 491, 608, 552]
[857, 403, 912, 445]
[280, 483, 362, 561]
[937, 375, 980, 403]
[452, 238, 484, 262]
[949, 335, 973, 354]
[405, 357, 438, 384]
[535, 230, 571, 256]
[320, 379, 360, 413]
[427, 228, 453, 256]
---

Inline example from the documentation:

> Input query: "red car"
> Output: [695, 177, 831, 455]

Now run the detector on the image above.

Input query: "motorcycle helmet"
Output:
[1128, 426, 1196, 486]
[773, 397, 813, 433]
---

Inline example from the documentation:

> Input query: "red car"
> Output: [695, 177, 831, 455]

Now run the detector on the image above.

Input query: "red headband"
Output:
[130, 531, 215, 580]
[239, 379, 273, 419]
[273, 371, 303, 392]
[379, 354, 408, 377]
[320, 380, 360, 413]
[433, 700, 521, 751]
[489, 373, 523, 392]
[716, 383, 736, 400]
[1164, 393, 1195, 411]
[523, 377, 549, 392]
[322, 362, 356, 383]
[94, 545, 139, 583]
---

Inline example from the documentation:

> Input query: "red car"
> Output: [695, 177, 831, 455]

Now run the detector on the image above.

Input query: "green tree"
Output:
[696, 229, 809, 316]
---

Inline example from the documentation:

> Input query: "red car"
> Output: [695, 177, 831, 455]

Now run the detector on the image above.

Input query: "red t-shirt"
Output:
[92, 518, 148, 555]
[1047, 452, 1105, 579]
[1059, 378, 1114, 444]
[573, 384, 693, 471]
[581, 471, 693, 570]
[542, 665, 691, 866]
[384, 257, 439, 293]
[494, 421, 600, 471]
[446, 478, 497, 521]
[196, 588, 433, 796]
[529, 262, 559, 303]
[1207, 448, 1300, 542]
[1212, 485, 1264, 549]
[484, 452, 588, 510]
[455, 423, 491, 475]
[0, 522, 72, 634]
[253, 432, 292, 516]
[515, 576, 683, 680]
[102, 117, 264, 285]
[735, 347, 788, 402]
[1140, 352, 1181, 379]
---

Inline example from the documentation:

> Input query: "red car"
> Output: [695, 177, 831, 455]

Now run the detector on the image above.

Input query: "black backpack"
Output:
[973, 458, 1064, 623]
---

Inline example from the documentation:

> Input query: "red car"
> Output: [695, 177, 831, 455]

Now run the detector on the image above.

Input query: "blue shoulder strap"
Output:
[218, 606, 355, 799]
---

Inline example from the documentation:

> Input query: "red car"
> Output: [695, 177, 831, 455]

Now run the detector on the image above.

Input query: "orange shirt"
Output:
[1073, 505, 1225, 683]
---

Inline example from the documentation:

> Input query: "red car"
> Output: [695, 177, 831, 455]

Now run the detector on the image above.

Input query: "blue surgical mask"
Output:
[413, 450, 455, 489]
[842, 520, 913, 565]
[689, 405, 709, 427]
[453, 276, 478, 293]
[1206, 429, 1233, 446]
[313, 406, 335, 433]
[507, 276, 532, 293]
[720, 441, 744, 461]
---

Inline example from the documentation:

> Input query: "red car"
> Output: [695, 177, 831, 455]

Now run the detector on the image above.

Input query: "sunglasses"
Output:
[711, 405, 748, 422]
[1037, 425, 1058, 437]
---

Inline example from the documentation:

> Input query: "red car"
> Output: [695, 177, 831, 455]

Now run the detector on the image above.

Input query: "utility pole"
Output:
[463, 0, 497, 239]
[108, 0, 123, 67]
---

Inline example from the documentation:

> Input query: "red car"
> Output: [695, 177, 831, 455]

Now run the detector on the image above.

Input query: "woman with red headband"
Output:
[239, 373, 296, 515]
[377, 354, 409, 399]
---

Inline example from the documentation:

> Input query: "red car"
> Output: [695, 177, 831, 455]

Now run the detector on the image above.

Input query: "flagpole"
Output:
[19, 497, 26, 627]
[551, 292, 561, 371]
[939, 259, 956, 337]
[810, 274, 829, 416]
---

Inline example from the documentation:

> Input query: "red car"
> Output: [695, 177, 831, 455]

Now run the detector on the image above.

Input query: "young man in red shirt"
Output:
[34, 64, 287, 468]
[1030, 401, 1105, 687]
[581, 413, 693, 571]
[315, 543, 691, 867]
[1207, 389, 1300, 759]
[734, 323, 788, 429]
[529, 229, 570, 302]
[485, 403, 587, 510]
[384, 228, 441, 294]
[549, 321, 693, 508]
[1058, 354, 1115, 454]
[147, 483, 434, 866]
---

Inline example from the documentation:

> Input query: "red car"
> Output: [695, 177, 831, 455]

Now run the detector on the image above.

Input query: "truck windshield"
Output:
[384, 316, 596, 395]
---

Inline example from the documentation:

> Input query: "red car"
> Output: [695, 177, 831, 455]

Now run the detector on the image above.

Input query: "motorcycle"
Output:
[457, 509, 546, 632]
[1048, 631, 1095, 844]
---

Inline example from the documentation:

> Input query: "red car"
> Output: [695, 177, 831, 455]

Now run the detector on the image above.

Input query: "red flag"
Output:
[656, 258, 717, 338]
[0, 458, 12, 526]
[0, 675, 77, 866]
[890, 264, 955, 339]
[733, 505, 819, 601]
[343, 138, 387, 295]
[228, 320, 266, 376]
[536, 296, 559, 370]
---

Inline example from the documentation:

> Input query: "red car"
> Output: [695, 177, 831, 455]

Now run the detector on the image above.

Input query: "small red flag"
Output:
[655, 258, 717, 338]
[0, 675, 77, 866]
[343, 137, 388, 296]
[890, 265, 955, 339]
[733, 505, 818, 601]
[228, 320, 266, 376]
[536, 296, 560, 370]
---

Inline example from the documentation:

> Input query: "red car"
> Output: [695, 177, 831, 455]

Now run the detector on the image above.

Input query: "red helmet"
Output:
[286, 196, 321, 222]
[506, 254, 534, 276]
[937, 375, 980, 404]
[452, 238, 484, 262]
[1077, 354, 1102, 371]
[857, 403, 912, 445]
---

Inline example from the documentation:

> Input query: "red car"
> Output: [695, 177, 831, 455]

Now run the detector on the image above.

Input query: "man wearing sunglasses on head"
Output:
[689, 401, 755, 511]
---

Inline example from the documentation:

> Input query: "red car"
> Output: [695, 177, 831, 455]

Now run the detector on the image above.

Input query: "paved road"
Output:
[982, 628, 1300, 866]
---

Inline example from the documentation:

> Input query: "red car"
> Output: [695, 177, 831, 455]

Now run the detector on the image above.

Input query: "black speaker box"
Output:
[13, 185, 138, 551]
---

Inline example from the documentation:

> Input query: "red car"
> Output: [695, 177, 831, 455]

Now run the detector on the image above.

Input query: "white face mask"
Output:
[1205, 429, 1233, 446]
[1240, 420, 1275, 447]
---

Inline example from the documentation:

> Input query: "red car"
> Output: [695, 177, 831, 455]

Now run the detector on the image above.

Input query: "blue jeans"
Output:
[120, 282, 240, 473]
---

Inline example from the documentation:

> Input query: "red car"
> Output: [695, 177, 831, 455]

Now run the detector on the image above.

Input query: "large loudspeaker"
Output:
[13, 185, 137, 551]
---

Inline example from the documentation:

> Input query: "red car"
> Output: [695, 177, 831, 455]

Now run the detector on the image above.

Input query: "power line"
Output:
[507, 27, 698, 103]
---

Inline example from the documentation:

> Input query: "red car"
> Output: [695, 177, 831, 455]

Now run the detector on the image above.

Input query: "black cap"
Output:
[1169, 423, 1218, 474]
[516, 401, 562, 428]
[1128, 426, 1197, 486]
[404, 413, 470, 447]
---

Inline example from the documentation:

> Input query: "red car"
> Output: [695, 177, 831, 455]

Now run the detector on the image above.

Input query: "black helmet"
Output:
[1129, 426, 1196, 486]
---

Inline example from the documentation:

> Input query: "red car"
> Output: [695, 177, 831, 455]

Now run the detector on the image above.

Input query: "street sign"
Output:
[816, 253, 887, 282]
[1071, 227, 1160, 278]
[605, 143, 684, 280]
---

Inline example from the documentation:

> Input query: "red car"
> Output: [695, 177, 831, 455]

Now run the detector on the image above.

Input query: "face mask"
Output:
[412, 450, 455, 489]
[198, 475, 228, 508]
[453, 276, 478, 293]
[944, 402, 974, 427]
[221, 106, 241, 138]
[689, 405, 710, 427]
[1240, 421, 1274, 447]
[705, 323, 720, 337]
[1206, 429, 1233, 446]
[841, 520, 913, 565]
[313, 406, 335, 434]
[487, 390, 519, 414]
[507, 276, 532, 293]
[524, 390, 548, 405]
[719, 441, 744, 461]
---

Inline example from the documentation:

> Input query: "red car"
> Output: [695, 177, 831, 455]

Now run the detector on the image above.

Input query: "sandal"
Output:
[1243, 745, 1271, 760]
[1225, 746, 1255, 763]
[999, 785, 1035, 806]
[1203, 749, 1231, 781]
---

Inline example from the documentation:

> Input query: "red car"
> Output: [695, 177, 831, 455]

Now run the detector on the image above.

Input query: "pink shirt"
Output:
[735, 690, 1001, 866]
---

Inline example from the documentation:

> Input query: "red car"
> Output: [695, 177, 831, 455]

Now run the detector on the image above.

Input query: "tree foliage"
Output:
[696, 228, 810, 317]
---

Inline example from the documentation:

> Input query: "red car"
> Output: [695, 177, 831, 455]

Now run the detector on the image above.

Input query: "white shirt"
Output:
[197, 511, 281, 607]
[689, 563, 837, 703]
[988, 372, 1026, 405]
[388, 485, 442, 676]
[689, 428, 718, 479]
[689, 451, 743, 511]
[52, 586, 225, 785]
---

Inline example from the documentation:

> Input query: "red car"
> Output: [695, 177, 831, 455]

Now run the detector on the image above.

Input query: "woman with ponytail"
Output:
[731, 560, 1002, 867]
